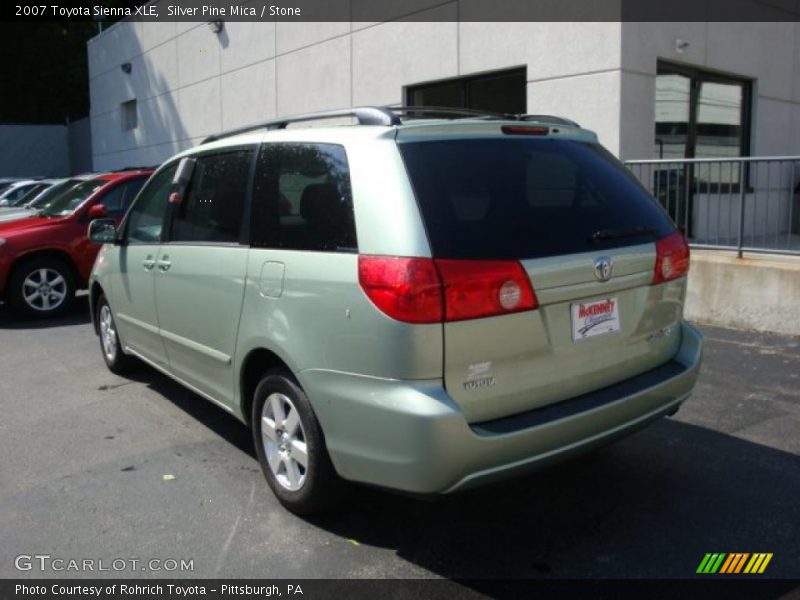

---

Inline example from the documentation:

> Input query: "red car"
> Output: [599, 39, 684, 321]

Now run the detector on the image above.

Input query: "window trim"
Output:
[656, 60, 753, 160]
[405, 67, 527, 114]
[162, 145, 257, 248]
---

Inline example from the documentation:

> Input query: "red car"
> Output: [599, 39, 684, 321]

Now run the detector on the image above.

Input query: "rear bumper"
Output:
[302, 321, 703, 494]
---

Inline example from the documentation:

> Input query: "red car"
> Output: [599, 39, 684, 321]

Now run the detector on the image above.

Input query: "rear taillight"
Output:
[358, 256, 443, 323]
[358, 256, 538, 323]
[653, 231, 690, 284]
[435, 259, 538, 321]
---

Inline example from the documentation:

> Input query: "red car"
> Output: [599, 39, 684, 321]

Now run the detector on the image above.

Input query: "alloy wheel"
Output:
[260, 392, 308, 491]
[22, 268, 67, 312]
[99, 304, 118, 363]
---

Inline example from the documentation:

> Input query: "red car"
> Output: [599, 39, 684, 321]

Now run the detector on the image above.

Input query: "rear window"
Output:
[399, 138, 674, 259]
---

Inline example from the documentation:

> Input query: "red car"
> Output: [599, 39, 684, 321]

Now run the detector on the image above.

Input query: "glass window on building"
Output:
[407, 68, 526, 116]
[655, 62, 751, 161]
[653, 62, 752, 235]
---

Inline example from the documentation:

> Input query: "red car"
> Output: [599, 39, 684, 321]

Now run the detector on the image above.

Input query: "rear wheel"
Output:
[8, 257, 75, 317]
[252, 369, 347, 514]
[96, 294, 137, 375]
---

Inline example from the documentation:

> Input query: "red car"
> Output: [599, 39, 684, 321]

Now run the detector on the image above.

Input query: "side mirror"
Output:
[88, 218, 117, 244]
[87, 204, 108, 219]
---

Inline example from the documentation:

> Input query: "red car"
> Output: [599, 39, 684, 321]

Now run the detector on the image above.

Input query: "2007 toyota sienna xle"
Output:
[88, 106, 702, 514]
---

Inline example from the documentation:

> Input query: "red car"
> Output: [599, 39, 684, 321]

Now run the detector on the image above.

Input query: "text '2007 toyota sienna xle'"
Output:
[88, 107, 702, 514]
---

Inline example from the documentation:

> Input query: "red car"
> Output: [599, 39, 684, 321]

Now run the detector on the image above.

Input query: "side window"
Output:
[125, 166, 176, 244]
[120, 178, 147, 211]
[96, 183, 126, 216]
[252, 143, 357, 252]
[169, 149, 252, 244]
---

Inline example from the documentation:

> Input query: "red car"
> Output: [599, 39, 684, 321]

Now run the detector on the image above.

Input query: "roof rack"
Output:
[201, 105, 582, 145]
[202, 107, 402, 144]
[386, 105, 510, 120]
[518, 114, 581, 127]
[390, 106, 581, 127]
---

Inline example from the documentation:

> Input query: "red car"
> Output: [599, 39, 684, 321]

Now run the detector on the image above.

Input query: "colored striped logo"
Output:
[696, 553, 773, 574]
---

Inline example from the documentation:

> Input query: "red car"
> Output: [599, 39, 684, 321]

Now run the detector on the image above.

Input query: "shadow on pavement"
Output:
[123, 364, 256, 458]
[121, 354, 800, 581]
[0, 296, 91, 329]
[316, 419, 799, 581]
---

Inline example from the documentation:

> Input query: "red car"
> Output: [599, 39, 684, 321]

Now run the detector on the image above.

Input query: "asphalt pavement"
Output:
[0, 298, 798, 581]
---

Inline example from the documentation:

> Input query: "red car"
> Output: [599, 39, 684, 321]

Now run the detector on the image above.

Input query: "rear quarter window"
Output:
[399, 138, 674, 259]
[251, 143, 357, 253]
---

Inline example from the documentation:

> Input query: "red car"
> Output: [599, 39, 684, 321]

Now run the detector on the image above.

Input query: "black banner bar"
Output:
[3, 579, 800, 600]
[6, 0, 800, 22]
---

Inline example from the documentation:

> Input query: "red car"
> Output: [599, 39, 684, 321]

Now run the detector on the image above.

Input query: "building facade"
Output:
[87, 17, 800, 189]
[87, 18, 800, 169]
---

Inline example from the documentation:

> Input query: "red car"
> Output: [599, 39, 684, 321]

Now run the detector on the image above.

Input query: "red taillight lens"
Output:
[653, 231, 690, 284]
[358, 256, 443, 323]
[358, 255, 538, 323]
[436, 259, 538, 321]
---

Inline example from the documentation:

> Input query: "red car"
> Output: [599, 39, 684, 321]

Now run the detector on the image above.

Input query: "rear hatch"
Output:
[398, 126, 687, 423]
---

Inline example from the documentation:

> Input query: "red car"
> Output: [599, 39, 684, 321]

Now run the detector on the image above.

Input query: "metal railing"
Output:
[625, 156, 800, 257]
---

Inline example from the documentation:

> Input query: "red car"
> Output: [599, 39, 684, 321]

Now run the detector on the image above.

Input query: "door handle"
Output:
[157, 260, 171, 272]
[142, 258, 155, 271]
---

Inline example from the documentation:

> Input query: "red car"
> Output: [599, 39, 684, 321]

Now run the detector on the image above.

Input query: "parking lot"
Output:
[0, 298, 798, 581]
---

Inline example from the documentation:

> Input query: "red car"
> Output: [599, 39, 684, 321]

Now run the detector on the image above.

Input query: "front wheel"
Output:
[96, 294, 137, 375]
[8, 257, 75, 317]
[252, 369, 347, 514]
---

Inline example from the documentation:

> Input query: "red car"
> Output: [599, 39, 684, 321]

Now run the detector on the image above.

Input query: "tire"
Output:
[252, 369, 347, 515]
[8, 256, 75, 318]
[96, 294, 137, 375]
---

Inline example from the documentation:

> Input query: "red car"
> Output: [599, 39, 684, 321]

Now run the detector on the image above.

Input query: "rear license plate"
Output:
[571, 297, 620, 341]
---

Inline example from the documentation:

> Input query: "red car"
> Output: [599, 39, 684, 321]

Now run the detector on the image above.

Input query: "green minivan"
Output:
[88, 107, 702, 514]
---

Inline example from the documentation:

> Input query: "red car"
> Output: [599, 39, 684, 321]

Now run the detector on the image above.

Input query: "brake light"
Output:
[358, 256, 538, 323]
[436, 259, 538, 321]
[653, 231, 690, 284]
[501, 125, 549, 136]
[358, 256, 442, 323]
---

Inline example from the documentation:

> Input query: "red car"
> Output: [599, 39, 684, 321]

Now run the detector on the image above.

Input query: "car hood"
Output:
[0, 215, 70, 236]
[0, 208, 34, 223]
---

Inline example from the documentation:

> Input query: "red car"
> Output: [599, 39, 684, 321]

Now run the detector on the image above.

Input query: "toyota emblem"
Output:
[594, 257, 613, 282]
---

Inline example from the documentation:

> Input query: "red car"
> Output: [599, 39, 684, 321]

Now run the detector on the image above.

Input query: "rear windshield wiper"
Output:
[590, 226, 656, 242]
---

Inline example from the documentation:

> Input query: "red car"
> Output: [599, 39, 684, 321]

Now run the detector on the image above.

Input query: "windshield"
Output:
[40, 180, 106, 217]
[1, 184, 39, 205]
[399, 138, 674, 260]
[14, 183, 51, 207]
[28, 180, 79, 210]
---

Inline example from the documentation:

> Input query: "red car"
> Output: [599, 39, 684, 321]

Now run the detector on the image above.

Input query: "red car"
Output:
[0, 169, 153, 317]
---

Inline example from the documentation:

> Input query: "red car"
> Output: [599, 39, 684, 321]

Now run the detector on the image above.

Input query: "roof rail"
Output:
[200, 106, 583, 145]
[386, 105, 510, 120]
[519, 114, 581, 127]
[391, 106, 581, 127]
[202, 106, 402, 144]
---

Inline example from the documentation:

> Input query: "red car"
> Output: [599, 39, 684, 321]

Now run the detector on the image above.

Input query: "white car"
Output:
[0, 180, 49, 207]
[0, 179, 71, 223]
